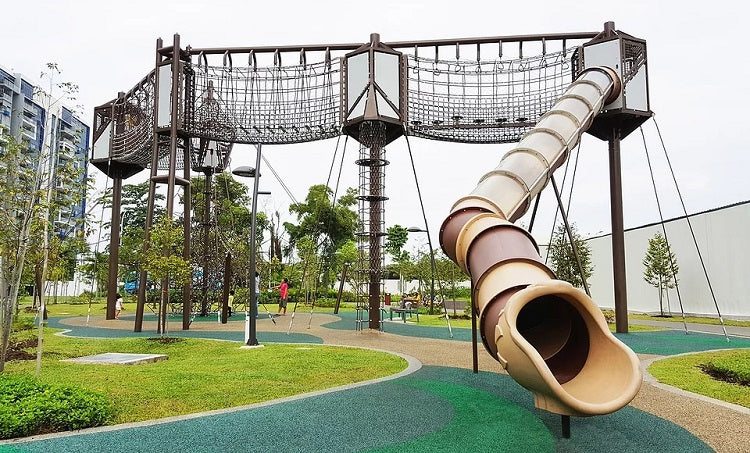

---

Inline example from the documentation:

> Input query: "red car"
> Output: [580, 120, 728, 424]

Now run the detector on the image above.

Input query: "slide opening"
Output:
[517, 296, 590, 385]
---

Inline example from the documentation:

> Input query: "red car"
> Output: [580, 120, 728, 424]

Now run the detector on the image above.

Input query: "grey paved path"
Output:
[634, 318, 750, 338]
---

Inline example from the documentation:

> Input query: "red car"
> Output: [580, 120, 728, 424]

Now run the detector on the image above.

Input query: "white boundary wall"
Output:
[567, 201, 750, 318]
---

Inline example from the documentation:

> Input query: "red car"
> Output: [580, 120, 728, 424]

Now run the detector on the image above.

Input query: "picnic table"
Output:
[389, 297, 420, 322]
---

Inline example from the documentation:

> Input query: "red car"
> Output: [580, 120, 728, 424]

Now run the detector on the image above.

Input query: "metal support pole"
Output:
[247, 144, 262, 346]
[201, 171, 213, 317]
[159, 33, 182, 335]
[182, 137, 192, 330]
[106, 177, 122, 320]
[135, 36, 164, 333]
[221, 252, 231, 324]
[426, 234, 436, 315]
[609, 129, 629, 333]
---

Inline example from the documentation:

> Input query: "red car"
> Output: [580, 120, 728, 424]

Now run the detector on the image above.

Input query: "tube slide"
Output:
[440, 67, 641, 416]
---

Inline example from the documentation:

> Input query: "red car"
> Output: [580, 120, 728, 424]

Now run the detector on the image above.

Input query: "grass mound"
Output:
[648, 349, 750, 408]
[0, 374, 113, 439]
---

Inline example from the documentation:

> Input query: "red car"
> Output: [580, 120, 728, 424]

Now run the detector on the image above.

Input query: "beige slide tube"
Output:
[440, 67, 641, 417]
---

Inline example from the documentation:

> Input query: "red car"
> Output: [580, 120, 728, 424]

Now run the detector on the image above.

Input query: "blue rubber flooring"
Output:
[47, 315, 323, 344]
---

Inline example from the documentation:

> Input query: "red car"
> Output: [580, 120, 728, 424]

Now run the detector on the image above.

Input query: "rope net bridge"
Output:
[93, 34, 594, 173]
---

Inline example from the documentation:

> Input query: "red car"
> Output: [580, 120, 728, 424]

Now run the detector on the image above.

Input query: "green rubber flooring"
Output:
[3, 366, 710, 453]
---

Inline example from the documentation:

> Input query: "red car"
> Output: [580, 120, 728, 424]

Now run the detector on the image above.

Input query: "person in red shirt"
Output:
[276, 278, 289, 316]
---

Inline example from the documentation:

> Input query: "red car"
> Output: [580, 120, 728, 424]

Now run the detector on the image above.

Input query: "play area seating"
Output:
[389, 297, 420, 322]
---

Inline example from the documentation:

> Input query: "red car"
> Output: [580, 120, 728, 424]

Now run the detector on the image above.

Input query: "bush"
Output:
[448, 287, 472, 300]
[72, 291, 96, 305]
[601, 309, 615, 324]
[313, 297, 338, 308]
[0, 375, 113, 439]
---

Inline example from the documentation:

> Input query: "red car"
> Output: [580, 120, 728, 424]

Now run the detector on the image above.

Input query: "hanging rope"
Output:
[309, 136, 351, 329]
[650, 120, 729, 341]
[325, 135, 342, 188]
[544, 139, 582, 265]
[404, 134, 451, 335]
[331, 136, 348, 204]
[261, 155, 298, 205]
[639, 127, 688, 334]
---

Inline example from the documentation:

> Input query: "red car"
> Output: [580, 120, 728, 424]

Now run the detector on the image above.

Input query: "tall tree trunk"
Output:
[658, 275, 664, 317]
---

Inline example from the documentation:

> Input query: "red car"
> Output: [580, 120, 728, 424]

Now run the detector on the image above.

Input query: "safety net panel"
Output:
[186, 59, 342, 145]
[405, 48, 575, 144]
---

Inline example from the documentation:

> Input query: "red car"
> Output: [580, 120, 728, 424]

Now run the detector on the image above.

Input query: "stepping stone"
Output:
[65, 352, 168, 365]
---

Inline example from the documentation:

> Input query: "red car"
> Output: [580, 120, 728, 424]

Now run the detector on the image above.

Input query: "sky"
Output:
[3, 0, 748, 255]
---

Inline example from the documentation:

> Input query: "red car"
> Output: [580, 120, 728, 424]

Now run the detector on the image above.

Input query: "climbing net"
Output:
[405, 48, 575, 143]
[107, 70, 158, 165]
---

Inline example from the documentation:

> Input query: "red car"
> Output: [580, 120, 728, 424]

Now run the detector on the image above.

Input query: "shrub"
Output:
[12, 317, 35, 332]
[0, 375, 113, 439]
[73, 290, 96, 305]
[313, 297, 338, 308]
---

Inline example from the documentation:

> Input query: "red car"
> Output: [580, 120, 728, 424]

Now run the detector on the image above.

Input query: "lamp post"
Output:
[232, 145, 270, 346]
[407, 226, 436, 315]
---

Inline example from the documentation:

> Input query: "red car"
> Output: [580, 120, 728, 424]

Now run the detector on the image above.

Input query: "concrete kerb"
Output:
[0, 344, 422, 446]
[641, 352, 750, 416]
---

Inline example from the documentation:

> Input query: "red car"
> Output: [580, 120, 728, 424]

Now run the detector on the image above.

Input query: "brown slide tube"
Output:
[440, 67, 641, 416]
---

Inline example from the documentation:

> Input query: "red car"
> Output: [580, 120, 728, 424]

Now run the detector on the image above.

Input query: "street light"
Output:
[232, 145, 270, 346]
[407, 226, 436, 315]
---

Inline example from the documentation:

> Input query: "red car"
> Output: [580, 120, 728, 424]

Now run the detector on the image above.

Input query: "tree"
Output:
[434, 251, 468, 315]
[385, 225, 409, 262]
[548, 223, 593, 289]
[335, 239, 359, 296]
[283, 184, 358, 289]
[0, 134, 41, 371]
[118, 182, 165, 280]
[0, 63, 85, 372]
[385, 225, 410, 293]
[79, 251, 108, 296]
[140, 217, 191, 335]
[643, 232, 679, 316]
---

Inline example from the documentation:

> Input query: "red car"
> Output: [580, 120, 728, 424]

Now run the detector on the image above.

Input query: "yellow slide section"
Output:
[439, 67, 641, 416]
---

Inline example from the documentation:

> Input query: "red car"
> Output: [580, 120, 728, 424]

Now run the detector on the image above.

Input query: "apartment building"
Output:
[0, 64, 89, 237]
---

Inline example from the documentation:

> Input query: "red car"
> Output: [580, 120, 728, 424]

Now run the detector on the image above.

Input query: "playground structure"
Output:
[91, 22, 650, 418]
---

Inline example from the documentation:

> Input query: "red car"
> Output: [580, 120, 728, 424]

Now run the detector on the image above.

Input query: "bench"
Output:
[389, 298, 420, 322]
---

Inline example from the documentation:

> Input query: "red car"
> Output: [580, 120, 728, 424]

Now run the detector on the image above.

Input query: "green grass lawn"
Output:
[629, 313, 750, 328]
[4, 330, 407, 424]
[648, 349, 750, 408]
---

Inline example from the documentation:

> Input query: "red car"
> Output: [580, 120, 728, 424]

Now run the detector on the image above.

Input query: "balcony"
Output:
[21, 129, 36, 142]
[59, 125, 77, 141]
[58, 141, 75, 153]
